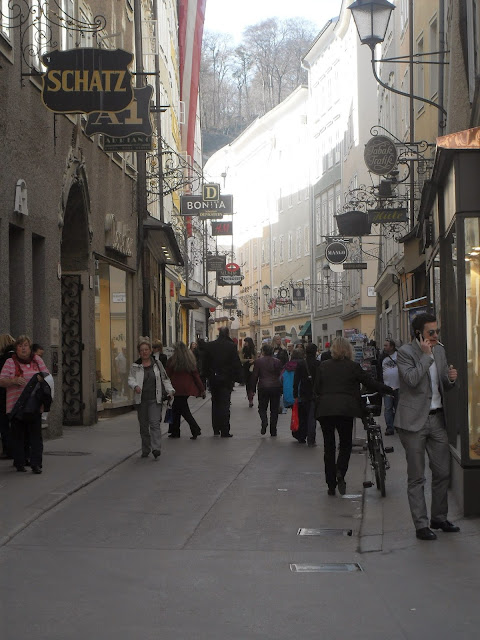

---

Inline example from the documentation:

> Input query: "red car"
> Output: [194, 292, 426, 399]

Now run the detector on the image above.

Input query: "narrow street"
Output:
[1, 390, 479, 639]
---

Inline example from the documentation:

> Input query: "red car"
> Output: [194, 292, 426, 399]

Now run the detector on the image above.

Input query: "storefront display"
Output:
[94, 261, 132, 408]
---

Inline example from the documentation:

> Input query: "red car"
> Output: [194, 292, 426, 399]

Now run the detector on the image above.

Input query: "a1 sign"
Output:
[211, 221, 233, 236]
[225, 263, 240, 272]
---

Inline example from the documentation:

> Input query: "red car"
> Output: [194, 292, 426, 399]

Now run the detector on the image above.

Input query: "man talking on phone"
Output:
[395, 313, 459, 541]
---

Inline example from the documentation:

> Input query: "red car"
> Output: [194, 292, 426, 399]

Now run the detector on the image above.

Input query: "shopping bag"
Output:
[290, 399, 299, 432]
[164, 406, 174, 424]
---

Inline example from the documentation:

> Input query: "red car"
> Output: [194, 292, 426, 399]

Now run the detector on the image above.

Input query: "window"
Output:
[261, 241, 265, 265]
[296, 228, 302, 259]
[1, 0, 11, 38]
[272, 238, 277, 265]
[304, 278, 311, 311]
[321, 192, 328, 239]
[429, 18, 438, 98]
[304, 226, 310, 256]
[32, 0, 49, 69]
[315, 195, 322, 245]
[316, 266, 323, 310]
[400, 0, 409, 33]
[416, 35, 425, 108]
[279, 236, 284, 263]
[253, 242, 257, 269]
[288, 231, 293, 261]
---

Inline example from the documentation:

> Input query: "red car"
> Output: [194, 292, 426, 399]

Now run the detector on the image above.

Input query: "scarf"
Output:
[12, 353, 39, 377]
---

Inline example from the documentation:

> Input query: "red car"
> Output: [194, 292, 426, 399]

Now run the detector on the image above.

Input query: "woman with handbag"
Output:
[240, 337, 256, 407]
[128, 337, 175, 459]
[166, 342, 205, 439]
[0, 335, 51, 474]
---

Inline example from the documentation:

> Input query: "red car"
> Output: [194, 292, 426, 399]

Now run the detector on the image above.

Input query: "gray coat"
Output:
[394, 340, 455, 432]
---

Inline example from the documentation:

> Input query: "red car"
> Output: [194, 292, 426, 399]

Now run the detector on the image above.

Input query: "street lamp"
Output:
[262, 284, 271, 299]
[348, 0, 395, 50]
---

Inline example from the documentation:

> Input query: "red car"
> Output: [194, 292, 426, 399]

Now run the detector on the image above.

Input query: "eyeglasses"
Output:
[427, 329, 440, 336]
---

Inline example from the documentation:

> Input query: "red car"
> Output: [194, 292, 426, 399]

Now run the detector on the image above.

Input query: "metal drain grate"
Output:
[297, 528, 353, 537]
[44, 451, 92, 456]
[290, 563, 362, 573]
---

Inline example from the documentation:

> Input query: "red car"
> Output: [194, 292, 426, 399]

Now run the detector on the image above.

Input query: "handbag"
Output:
[290, 398, 299, 432]
[164, 406, 174, 424]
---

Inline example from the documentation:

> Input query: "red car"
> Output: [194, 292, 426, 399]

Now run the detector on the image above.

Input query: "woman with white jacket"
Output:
[128, 337, 175, 459]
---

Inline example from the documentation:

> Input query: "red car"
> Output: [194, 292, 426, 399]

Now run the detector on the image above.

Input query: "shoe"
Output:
[270, 432, 277, 437]
[385, 430, 395, 436]
[430, 519, 460, 533]
[297, 439, 306, 444]
[31, 466, 42, 474]
[152, 450, 161, 459]
[416, 527, 437, 540]
[328, 488, 336, 496]
[221, 434, 233, 438]
[261, 424, 267, 435]
[307, 442, 317, 447]
[213, 431, 220, 437]
[141, 452, 149, 458]
[168, 434, 180, 438]
[16, 466, 27, 472]
[249, 402, 254, 408]
[336, 476, 346, 496]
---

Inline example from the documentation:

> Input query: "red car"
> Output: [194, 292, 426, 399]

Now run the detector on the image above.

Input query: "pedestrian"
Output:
[0, 335, 51, 474]
[286, 343, 294, 360]
[114, 347, 128, 395]
[271, 334, 288, 366]
[31, 343, 44, 358]
[128, 337, 174, 459]
[378, 339, 399, 435]
[395, 313, 460, 541]
[320, 342, 332, 361]
[250, 343, 283, 436]
[0, 334, 15, 460]
[314, 337, 393, 496]
[293, 342, 320, 446]
[166, 342, 205, 439]
[202, 327, 242, 437]
[152, 339, 168, 368]
[189, 341, 201, 370]
[240, 337, 256, 408]
[281, 348, 303, 409]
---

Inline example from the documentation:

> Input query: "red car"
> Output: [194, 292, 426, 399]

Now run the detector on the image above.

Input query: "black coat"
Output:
[314, 358, 392, 418]
[293, 355, 320, 401]
[202, 336, 242, 387]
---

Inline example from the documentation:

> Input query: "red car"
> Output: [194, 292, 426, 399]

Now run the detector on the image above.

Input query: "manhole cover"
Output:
[290, 563, 362, 573]
[297, 528, 353, 537]
[44, 451, 92, 456]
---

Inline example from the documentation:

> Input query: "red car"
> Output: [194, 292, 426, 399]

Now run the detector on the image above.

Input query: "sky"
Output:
[204, 0, 344, 42]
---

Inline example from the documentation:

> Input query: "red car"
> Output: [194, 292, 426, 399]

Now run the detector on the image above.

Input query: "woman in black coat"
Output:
[314, 337, 393, 496]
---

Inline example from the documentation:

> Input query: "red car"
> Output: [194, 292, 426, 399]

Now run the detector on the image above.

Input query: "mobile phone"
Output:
[415, 330, 422, 340]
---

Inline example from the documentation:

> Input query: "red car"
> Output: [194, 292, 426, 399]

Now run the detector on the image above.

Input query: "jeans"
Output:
[258, 388, 281, 434]
[319, 416, 354, 489]
[11, 415, 43, 468]
[137, 400, 162, 453]
[384, 389, 399, 431]
[171, 395, 201, 437]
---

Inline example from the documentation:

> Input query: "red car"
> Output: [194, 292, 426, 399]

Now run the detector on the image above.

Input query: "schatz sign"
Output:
[180, 194, 233, 218]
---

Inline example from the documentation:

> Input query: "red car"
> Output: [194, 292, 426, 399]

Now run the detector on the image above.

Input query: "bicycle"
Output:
[361, 393, 394, 497]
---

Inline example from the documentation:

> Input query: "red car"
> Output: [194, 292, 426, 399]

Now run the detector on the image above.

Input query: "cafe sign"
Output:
[41, 48, 134, 114]
[368, 208, 408, 223]
[364, 135, 397, 175]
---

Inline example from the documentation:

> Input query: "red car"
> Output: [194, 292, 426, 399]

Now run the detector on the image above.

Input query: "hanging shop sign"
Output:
[223, 298, 237, 309]
[105, 214, 133, 257]
[364, 135, 397, 175]
[217, 265, 243, 286]
[292, 287, 305, 301]
[203, 183, 220, 201]
[103, 133, 152, 152]
[180, 194, 233, 217]
[85, 85, 153, 138]
[367, 208, 408, 224]
[325, 241, 348, 264]
[211, 221, 233, 236]
[41, 48, 134, 114]
[206, 254, 227, 271]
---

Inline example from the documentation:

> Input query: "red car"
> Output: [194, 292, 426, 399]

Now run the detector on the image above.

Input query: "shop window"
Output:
[95, 261, 132, 407]
[464, 218, 480, 459]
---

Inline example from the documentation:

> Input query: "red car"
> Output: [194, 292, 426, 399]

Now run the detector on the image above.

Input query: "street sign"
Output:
[223, 298, 237, 309]
[86, 86, 154, 138]
[225, 262, 239, 272]
[364, 135, 397, 175]
[211, 221, 233, 236]
[203, 183, 220, 201]
[180, 194, 233, 217]
[217, 270, 243, 286]
[325, 241, 348, 264]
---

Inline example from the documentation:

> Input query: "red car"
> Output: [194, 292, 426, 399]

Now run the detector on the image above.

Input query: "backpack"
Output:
[282, 369, 295, 408]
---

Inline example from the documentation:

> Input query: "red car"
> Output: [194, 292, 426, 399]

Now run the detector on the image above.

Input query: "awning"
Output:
[299, 321, 312, 337]
[179, 292, 221, 310]
[144, 215, 184, 266]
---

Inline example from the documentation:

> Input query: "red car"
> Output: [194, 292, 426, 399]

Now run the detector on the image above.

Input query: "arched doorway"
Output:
[61, 180, 90, 425]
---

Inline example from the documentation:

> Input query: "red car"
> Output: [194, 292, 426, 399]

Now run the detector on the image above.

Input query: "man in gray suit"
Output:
[395, 313, 459, 541]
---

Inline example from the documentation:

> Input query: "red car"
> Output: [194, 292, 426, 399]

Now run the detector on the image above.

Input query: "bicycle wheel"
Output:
[374, 446, 386, 497]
